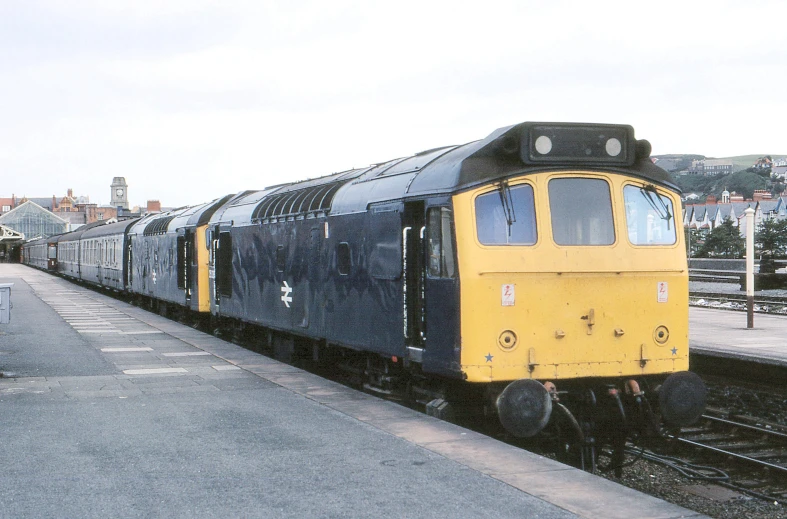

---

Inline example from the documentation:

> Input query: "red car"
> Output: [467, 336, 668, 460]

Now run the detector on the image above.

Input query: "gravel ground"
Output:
[605, 458, 787, 519]
[706, 377, 787, 427]
[598, 376, 787, 519]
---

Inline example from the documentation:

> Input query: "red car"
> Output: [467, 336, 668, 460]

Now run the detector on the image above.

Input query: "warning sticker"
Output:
[502, 284, 515, 306]
[657, 282, 668, 303]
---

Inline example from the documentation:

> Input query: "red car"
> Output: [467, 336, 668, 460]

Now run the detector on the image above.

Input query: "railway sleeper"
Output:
[738, 450, 787, 461]
[704, 442, 774, 451]
[682, 433, 737, 442]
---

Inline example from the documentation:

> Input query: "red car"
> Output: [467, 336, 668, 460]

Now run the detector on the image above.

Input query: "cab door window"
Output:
[427, 207, 455, 278]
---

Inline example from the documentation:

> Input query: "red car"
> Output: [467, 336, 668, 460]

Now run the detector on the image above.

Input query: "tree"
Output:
[755, 219, 787, 273]
[697, 219, 744, 258]
[684, 227, 704, 258]
[755, 219, 787, 256]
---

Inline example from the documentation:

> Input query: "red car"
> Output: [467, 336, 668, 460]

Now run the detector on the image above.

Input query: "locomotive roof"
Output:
[128, 196, 235, 236]
[211, 121, 676, 223]
[53, 220, 116, 243]
[331, 122, 676, 214]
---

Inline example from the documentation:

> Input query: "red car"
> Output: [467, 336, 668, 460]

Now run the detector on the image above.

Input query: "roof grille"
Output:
[143, 215, 175, 236]
[252, 181, 342, 222]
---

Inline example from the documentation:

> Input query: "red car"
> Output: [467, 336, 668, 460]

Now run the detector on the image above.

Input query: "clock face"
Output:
[115, 188, 124, 197]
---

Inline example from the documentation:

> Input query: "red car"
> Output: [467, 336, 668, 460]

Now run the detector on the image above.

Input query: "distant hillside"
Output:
[652, 154, 787, 173]
[675, 170, 772, 201]
[651, 154, 704, 173]
[652, 154, 787, 201]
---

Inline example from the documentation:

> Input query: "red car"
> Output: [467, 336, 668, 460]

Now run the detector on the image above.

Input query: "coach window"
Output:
[549, 178, 615, 245]
[337, 242, 351, 276]
[623, 185, 677, 245]
[427, 207, 455, 278]
[475, 184, 537, 245]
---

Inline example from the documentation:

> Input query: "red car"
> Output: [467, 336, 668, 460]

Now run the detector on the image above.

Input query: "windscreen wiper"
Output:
[497, 180, 517, 237]
[640, 185, 672, 230]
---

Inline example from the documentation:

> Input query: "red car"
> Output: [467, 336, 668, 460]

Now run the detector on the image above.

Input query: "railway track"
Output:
[690, 292, 787, 313]
[639, 410, 787, 502]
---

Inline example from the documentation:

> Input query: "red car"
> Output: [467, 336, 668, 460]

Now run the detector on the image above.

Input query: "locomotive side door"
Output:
[212, 227, 233, 309]
[422, 204, 459, 374]
[403, 201, 426, 358]
[177, 231, 194, 304]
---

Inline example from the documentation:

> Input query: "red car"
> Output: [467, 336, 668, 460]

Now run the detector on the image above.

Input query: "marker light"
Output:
[535, 136, 553, 155]
[606, 138, 622, 157]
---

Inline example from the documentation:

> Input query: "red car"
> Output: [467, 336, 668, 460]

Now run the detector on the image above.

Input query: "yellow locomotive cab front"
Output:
[454, 171, 689, 384]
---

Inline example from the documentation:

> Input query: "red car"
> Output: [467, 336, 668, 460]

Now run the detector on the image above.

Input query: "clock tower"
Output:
[110, 177, 129, 209]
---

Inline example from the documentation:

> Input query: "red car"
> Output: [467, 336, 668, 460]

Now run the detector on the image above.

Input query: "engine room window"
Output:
[368, 208, 402, 280]
[177, 236, 187, 289]
[427, 207, 456, 278]
[549, 178, 615, 246]
[475, 184, 537, 245]
[337, 242, 351, 275]
[276, 245, 286, 273]
[623, 185, 677, 245]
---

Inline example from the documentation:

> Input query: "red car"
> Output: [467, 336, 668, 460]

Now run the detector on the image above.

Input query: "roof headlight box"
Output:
[521, 123, 636, 166]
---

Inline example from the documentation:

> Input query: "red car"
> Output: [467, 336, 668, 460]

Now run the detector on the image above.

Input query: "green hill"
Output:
[653, 154, 787, 173]
[715, 154, 785, 172]
[652, 154, 787, 200]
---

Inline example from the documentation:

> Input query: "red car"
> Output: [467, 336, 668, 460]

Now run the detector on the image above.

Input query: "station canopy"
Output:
[0, 201, 67, 239]
[0, 224, 24, 242]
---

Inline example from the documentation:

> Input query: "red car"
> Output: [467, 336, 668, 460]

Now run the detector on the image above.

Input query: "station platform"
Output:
[0, 264, 705, 519]
[690, 307, 787, 368]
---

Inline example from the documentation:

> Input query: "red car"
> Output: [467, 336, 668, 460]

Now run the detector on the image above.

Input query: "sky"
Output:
[1, 0, 786, 208]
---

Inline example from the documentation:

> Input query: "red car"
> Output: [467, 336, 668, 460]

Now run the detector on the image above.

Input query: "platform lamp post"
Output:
[744, 207, 755, 328]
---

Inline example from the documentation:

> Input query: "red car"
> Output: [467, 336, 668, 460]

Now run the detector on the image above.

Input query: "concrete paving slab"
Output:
[424, 437, 572, 475]
[494, 470, 707, 519]
[690, 307, 787, 367]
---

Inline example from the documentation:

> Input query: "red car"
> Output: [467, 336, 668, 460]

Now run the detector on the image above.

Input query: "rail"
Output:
[650, 412, 787, 502]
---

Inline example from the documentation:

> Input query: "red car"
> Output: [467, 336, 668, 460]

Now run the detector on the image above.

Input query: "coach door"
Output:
[403, 202, 426, 359]
[126, 235, 133, 288]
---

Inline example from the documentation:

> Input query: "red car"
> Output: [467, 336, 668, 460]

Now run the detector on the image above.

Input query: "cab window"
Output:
[623, 185, 677, 245]
[549, 178, 614, 245]
[475, 184, 537, 245]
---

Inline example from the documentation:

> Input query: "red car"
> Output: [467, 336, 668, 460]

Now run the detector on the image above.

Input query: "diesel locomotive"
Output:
[22, 121, 706, 472]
